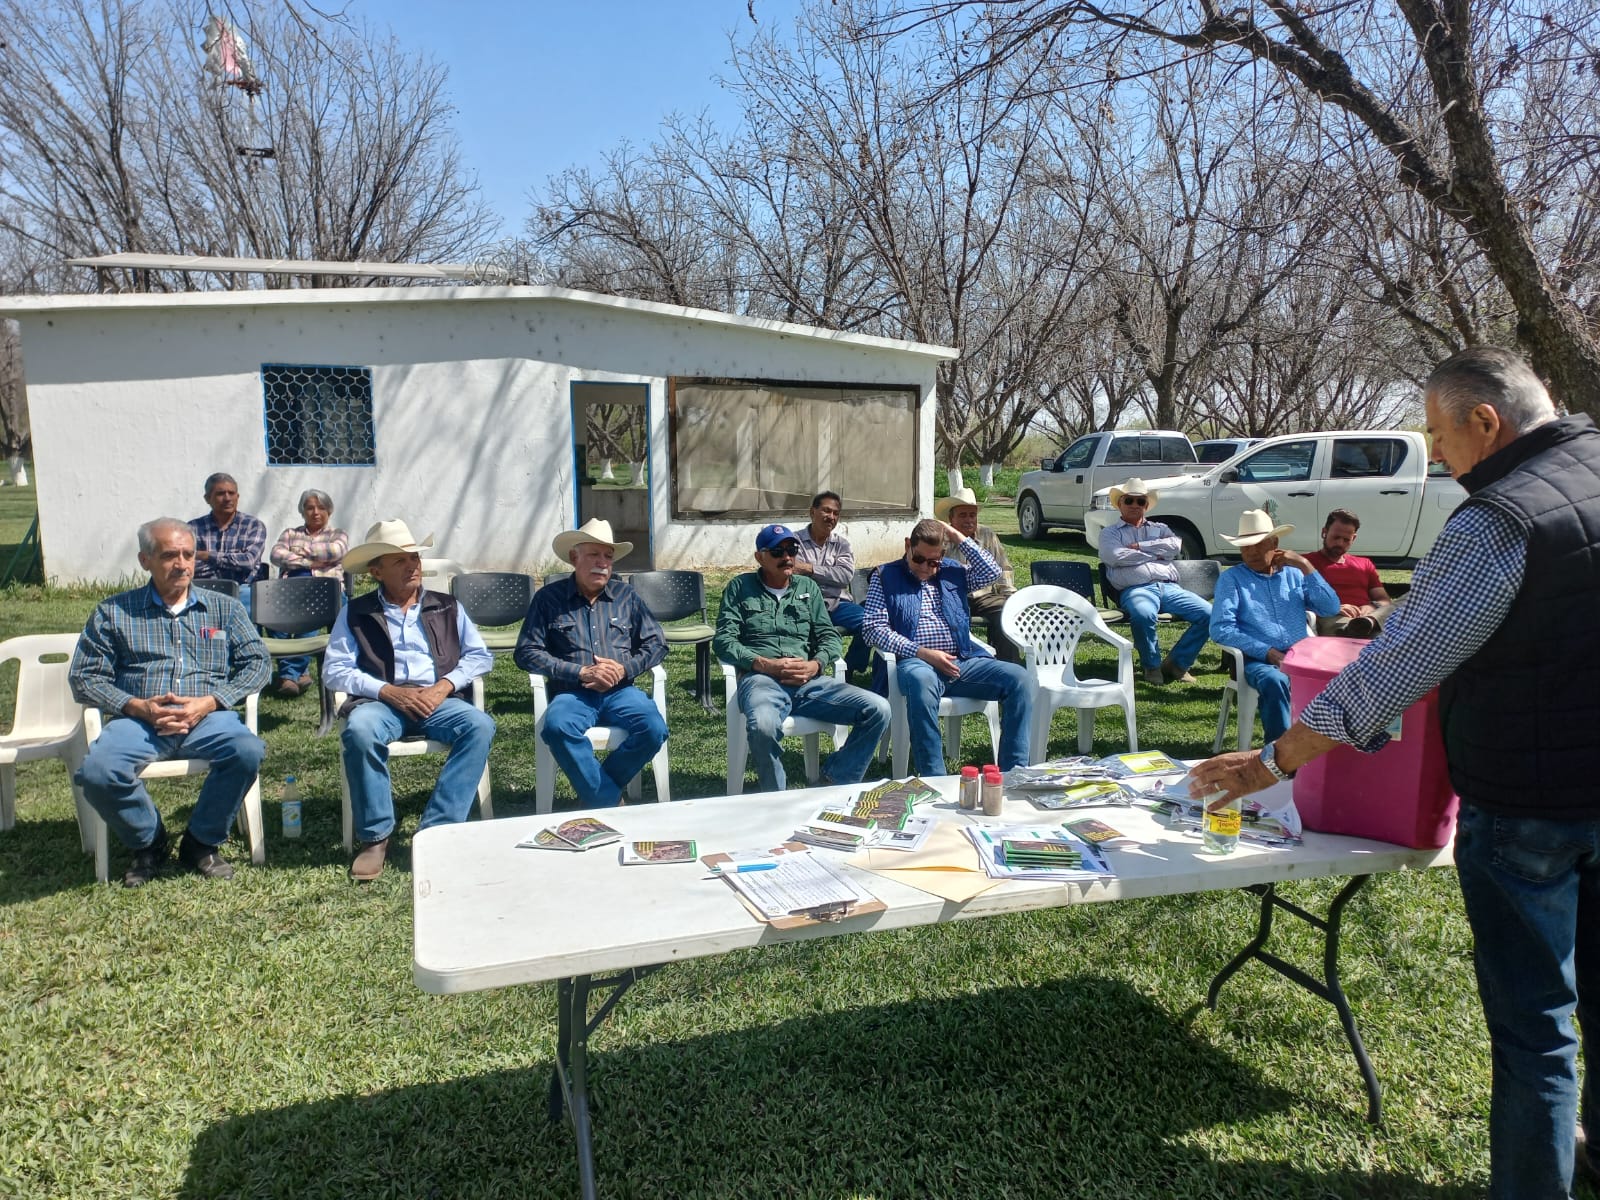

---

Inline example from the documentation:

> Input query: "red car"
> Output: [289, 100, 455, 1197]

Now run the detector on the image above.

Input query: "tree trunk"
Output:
[946, 468, 966, 497]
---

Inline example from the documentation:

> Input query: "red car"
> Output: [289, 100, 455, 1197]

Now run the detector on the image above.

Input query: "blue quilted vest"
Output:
[870, 556, 981, 694]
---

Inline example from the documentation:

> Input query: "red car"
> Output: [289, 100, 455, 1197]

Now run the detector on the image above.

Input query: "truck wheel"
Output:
[1018, 495, 1048, 540]
[1176, 528, 1206, 560]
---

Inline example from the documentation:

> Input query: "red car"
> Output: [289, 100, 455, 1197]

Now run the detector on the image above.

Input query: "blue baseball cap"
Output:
[755, 524, 801, 553]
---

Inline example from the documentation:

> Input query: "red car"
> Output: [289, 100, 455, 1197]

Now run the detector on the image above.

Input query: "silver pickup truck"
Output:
[1015, 429, 1197, 538]
[1082, 430, 1467, 565]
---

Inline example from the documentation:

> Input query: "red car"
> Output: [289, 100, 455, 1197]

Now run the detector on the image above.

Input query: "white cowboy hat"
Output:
[1108, 477, 1159, 513]
[1220, 508, 1295, 547]
[934, 487, 980, 521]
[552, 517, 633, 561]
[342, 519, 435, 573]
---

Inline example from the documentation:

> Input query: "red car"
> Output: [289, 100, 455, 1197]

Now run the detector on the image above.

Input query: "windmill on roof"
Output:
[201, 14, 275, 162]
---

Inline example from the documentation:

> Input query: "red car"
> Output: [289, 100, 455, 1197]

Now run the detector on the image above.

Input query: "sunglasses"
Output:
[1119, 496, 1148, 507]
[765, 545, 799, 559]
[909, 552, 941, 567]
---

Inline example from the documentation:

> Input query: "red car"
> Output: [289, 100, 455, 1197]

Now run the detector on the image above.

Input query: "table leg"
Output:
[1206, 876, 1382, 1124]
[549, 966, 662, 1200]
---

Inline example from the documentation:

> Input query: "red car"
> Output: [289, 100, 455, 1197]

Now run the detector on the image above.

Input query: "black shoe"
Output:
[177, 831, 235, 880]
[123, 824, 171, 888]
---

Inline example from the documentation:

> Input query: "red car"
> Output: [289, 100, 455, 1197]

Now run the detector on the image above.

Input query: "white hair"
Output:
[137, 518, 195, 555]
[1426, 346, 1557, 435]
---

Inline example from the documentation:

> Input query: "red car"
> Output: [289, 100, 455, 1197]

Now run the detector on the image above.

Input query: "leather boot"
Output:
[350, 837, 390, 882]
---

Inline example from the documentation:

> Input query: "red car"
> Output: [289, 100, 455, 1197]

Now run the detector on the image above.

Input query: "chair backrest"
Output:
[1097, 561, 1122, 607]
[1028, 560, 1096, 603]
[1171, 558, 1221, 601]
[541, 569, 573, 589]
[626, 570, 706, 624]
[192, 578, 240, 600]
[250, 577, 344, 635]
[451, 571, 534, 628]
[3, 633, 82, 739]
[850, 566, 878, 604]
[420, 557, 465, 592]
[1000, 585, 1106, 669]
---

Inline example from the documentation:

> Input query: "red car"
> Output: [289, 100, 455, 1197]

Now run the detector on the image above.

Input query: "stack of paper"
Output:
[517, 817, 622, 852]
[964, 824, 1114, 882]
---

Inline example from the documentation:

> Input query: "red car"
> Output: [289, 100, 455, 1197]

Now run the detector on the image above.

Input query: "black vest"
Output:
[336, 588, 466, 718]
[1439, 414, 1600, 817]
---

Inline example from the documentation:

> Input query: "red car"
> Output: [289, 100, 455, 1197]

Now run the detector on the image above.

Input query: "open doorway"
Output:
[570, 382, 652, 572]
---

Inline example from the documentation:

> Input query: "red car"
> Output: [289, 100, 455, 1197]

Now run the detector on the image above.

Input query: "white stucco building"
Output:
[0, 273, 955, 585]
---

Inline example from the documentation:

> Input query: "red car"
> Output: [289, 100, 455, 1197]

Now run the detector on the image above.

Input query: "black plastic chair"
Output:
[627, 570, 717, 712]
[1028, 560, 1096, 604]
[451, 572, 534, 654]
[849, 566, 878, 605]
[251, 577, 345, 732]
[192, 578, 239, 600]
[1171, 558, 1221, 601]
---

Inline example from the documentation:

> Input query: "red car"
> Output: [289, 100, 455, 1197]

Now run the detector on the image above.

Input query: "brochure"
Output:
[1095, 750, 1184, 779]
[619, 840, 698, 865]
[1027, 779, 1129, 810]
[516, 817, 623, 851]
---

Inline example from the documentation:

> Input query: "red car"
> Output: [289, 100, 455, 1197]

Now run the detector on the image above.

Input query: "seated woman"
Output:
[267, 489, 349, 696]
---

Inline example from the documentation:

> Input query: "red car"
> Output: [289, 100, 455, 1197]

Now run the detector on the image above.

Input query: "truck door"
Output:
[1041, 434, 1099, 522]
[1212, 438, 1322, 553]
[1316, 436, 1416, 557]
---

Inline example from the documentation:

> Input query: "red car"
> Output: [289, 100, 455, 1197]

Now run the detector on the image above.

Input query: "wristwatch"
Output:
[1260, 741, 1294, 782]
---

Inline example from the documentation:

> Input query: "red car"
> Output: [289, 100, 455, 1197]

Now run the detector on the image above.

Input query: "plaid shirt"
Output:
[269, 524, 349, 579]
[863, 539, 999, 660]
[69, 584, 271, 714]
[1300, 504, 1526, 751]
[189, 511, 268, 583]
[513, 576, 666, 695]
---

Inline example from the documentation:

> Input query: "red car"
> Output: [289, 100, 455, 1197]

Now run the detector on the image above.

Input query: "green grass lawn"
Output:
[0, 506, 1519, 1199]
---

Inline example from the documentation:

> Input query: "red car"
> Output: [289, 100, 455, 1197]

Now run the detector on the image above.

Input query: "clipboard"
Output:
[701, 842, 888, 928]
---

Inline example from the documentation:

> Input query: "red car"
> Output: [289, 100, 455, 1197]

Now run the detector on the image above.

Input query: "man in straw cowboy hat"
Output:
[514, 518, 667, 807]
[1207, 507, 1340, 743]
[324, 519, 496, 880]
[937, 486, 1020, 663]
[1192, 346, 1600, 1199]
[714, 523, 891, 792]
[1097, 477, 1213, 685]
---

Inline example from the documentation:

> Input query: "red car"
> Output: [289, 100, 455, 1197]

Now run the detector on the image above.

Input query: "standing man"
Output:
[1209, 509, 1341, 744]
[515, 518, 668, 808]
[938, 487, 1021, 663]
[1097, 477, 1212, 684]
[70, 518, 270, 886]
[1191, 346, 1599, 1200]
[324, 520, 496, 881]
[863, 518, 1033, 775]
[189, 473, 267, 598]
[793, 490, 870, 675]
[1306, 508, 1395, 637]
[714, 524, 891, 792]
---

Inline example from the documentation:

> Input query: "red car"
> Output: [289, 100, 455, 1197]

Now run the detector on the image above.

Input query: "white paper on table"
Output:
[720, 851, 878, 920]
[965, 824, 1115, 882]
[869, 814, 936, 852]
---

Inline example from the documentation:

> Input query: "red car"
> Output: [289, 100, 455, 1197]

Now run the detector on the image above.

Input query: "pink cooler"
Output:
[1283, 638, 1458, 848]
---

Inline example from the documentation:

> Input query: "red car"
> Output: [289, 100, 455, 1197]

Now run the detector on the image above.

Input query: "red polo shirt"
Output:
[1306, 550, 1382, 608]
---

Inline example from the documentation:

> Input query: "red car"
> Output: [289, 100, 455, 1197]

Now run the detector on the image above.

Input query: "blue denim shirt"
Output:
[1211, 562, 1340, 662]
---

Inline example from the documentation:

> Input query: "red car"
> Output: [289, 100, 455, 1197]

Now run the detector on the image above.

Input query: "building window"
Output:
[668, 378, 920, 518]
[261, 364, 376, 466]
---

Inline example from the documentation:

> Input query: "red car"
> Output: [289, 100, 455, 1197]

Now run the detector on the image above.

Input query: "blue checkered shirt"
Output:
[1299, 504, 1527, 750]
[189, 511, 267, 583]
[69, 584, 272, 714]
[863, 539, 999, 659]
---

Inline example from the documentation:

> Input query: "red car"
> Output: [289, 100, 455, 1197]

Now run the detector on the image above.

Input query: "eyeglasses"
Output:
[909, 552, 941, 567]
[1119, 496, 1148, 507]
[765, 546, 799, 559]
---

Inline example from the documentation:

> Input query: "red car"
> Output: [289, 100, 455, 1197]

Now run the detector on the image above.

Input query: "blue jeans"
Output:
[271, 631, 309, 683]
[895, 654, 1032, 775]
[1121, 582, 1211, 671]
[1454, 803, 1599, 1200]
[1242, 661, 1292, 742]
[77, 711, 266, 850]
[341, 696, 495, 843]
[736, 672, 890, 792]
[831, 601, 872, 673]
[540, 685, 668, 808]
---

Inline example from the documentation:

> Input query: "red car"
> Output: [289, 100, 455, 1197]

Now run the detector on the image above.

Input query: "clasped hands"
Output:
[754, 655, 821, 685]
[578, 656, 629, 691]
[379, 679, 455, 718]
[129, 692, 217, 736]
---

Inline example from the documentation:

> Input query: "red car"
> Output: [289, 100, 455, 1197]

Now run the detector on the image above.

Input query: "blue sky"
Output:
[365, 1, 802, 234]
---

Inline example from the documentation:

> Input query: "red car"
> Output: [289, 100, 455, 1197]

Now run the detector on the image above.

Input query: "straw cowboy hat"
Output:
[1220, 508, 1295, 547]
[1108, 477, 1159, 513]
[342, 519, 435, 573]
[934, 486, 981, 521]
[552, 517, 633, 561]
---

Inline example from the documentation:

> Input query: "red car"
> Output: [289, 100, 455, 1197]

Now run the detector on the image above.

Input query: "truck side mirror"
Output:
[1218, 468, 1239, 483]
[1041, 457, 1057, 471]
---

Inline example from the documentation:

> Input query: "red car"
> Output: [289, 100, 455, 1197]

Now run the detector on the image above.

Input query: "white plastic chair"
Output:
[81, 692, 265, 883]
[1000, 585, 1138, 761]
[334, 677, 494, 851]
[420, 557, 466, 593]
[1213, 612, 1317, 752]
[879, 646, 1002, 778]
[530, 665, 671, 813]
[0, 633, 92, 845]
[720, 659, 848, 794]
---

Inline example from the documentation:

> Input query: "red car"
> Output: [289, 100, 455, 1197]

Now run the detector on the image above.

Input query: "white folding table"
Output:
[413, 776, 1452, 1200]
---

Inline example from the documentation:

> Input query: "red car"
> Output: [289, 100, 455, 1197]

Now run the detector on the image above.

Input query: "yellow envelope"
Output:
[847, 822, 1001, 902]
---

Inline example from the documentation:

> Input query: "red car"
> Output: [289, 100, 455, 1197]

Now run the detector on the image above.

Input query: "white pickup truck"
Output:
[1015, 429, 1198, 538]
[1081, 430, 1467, 565]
